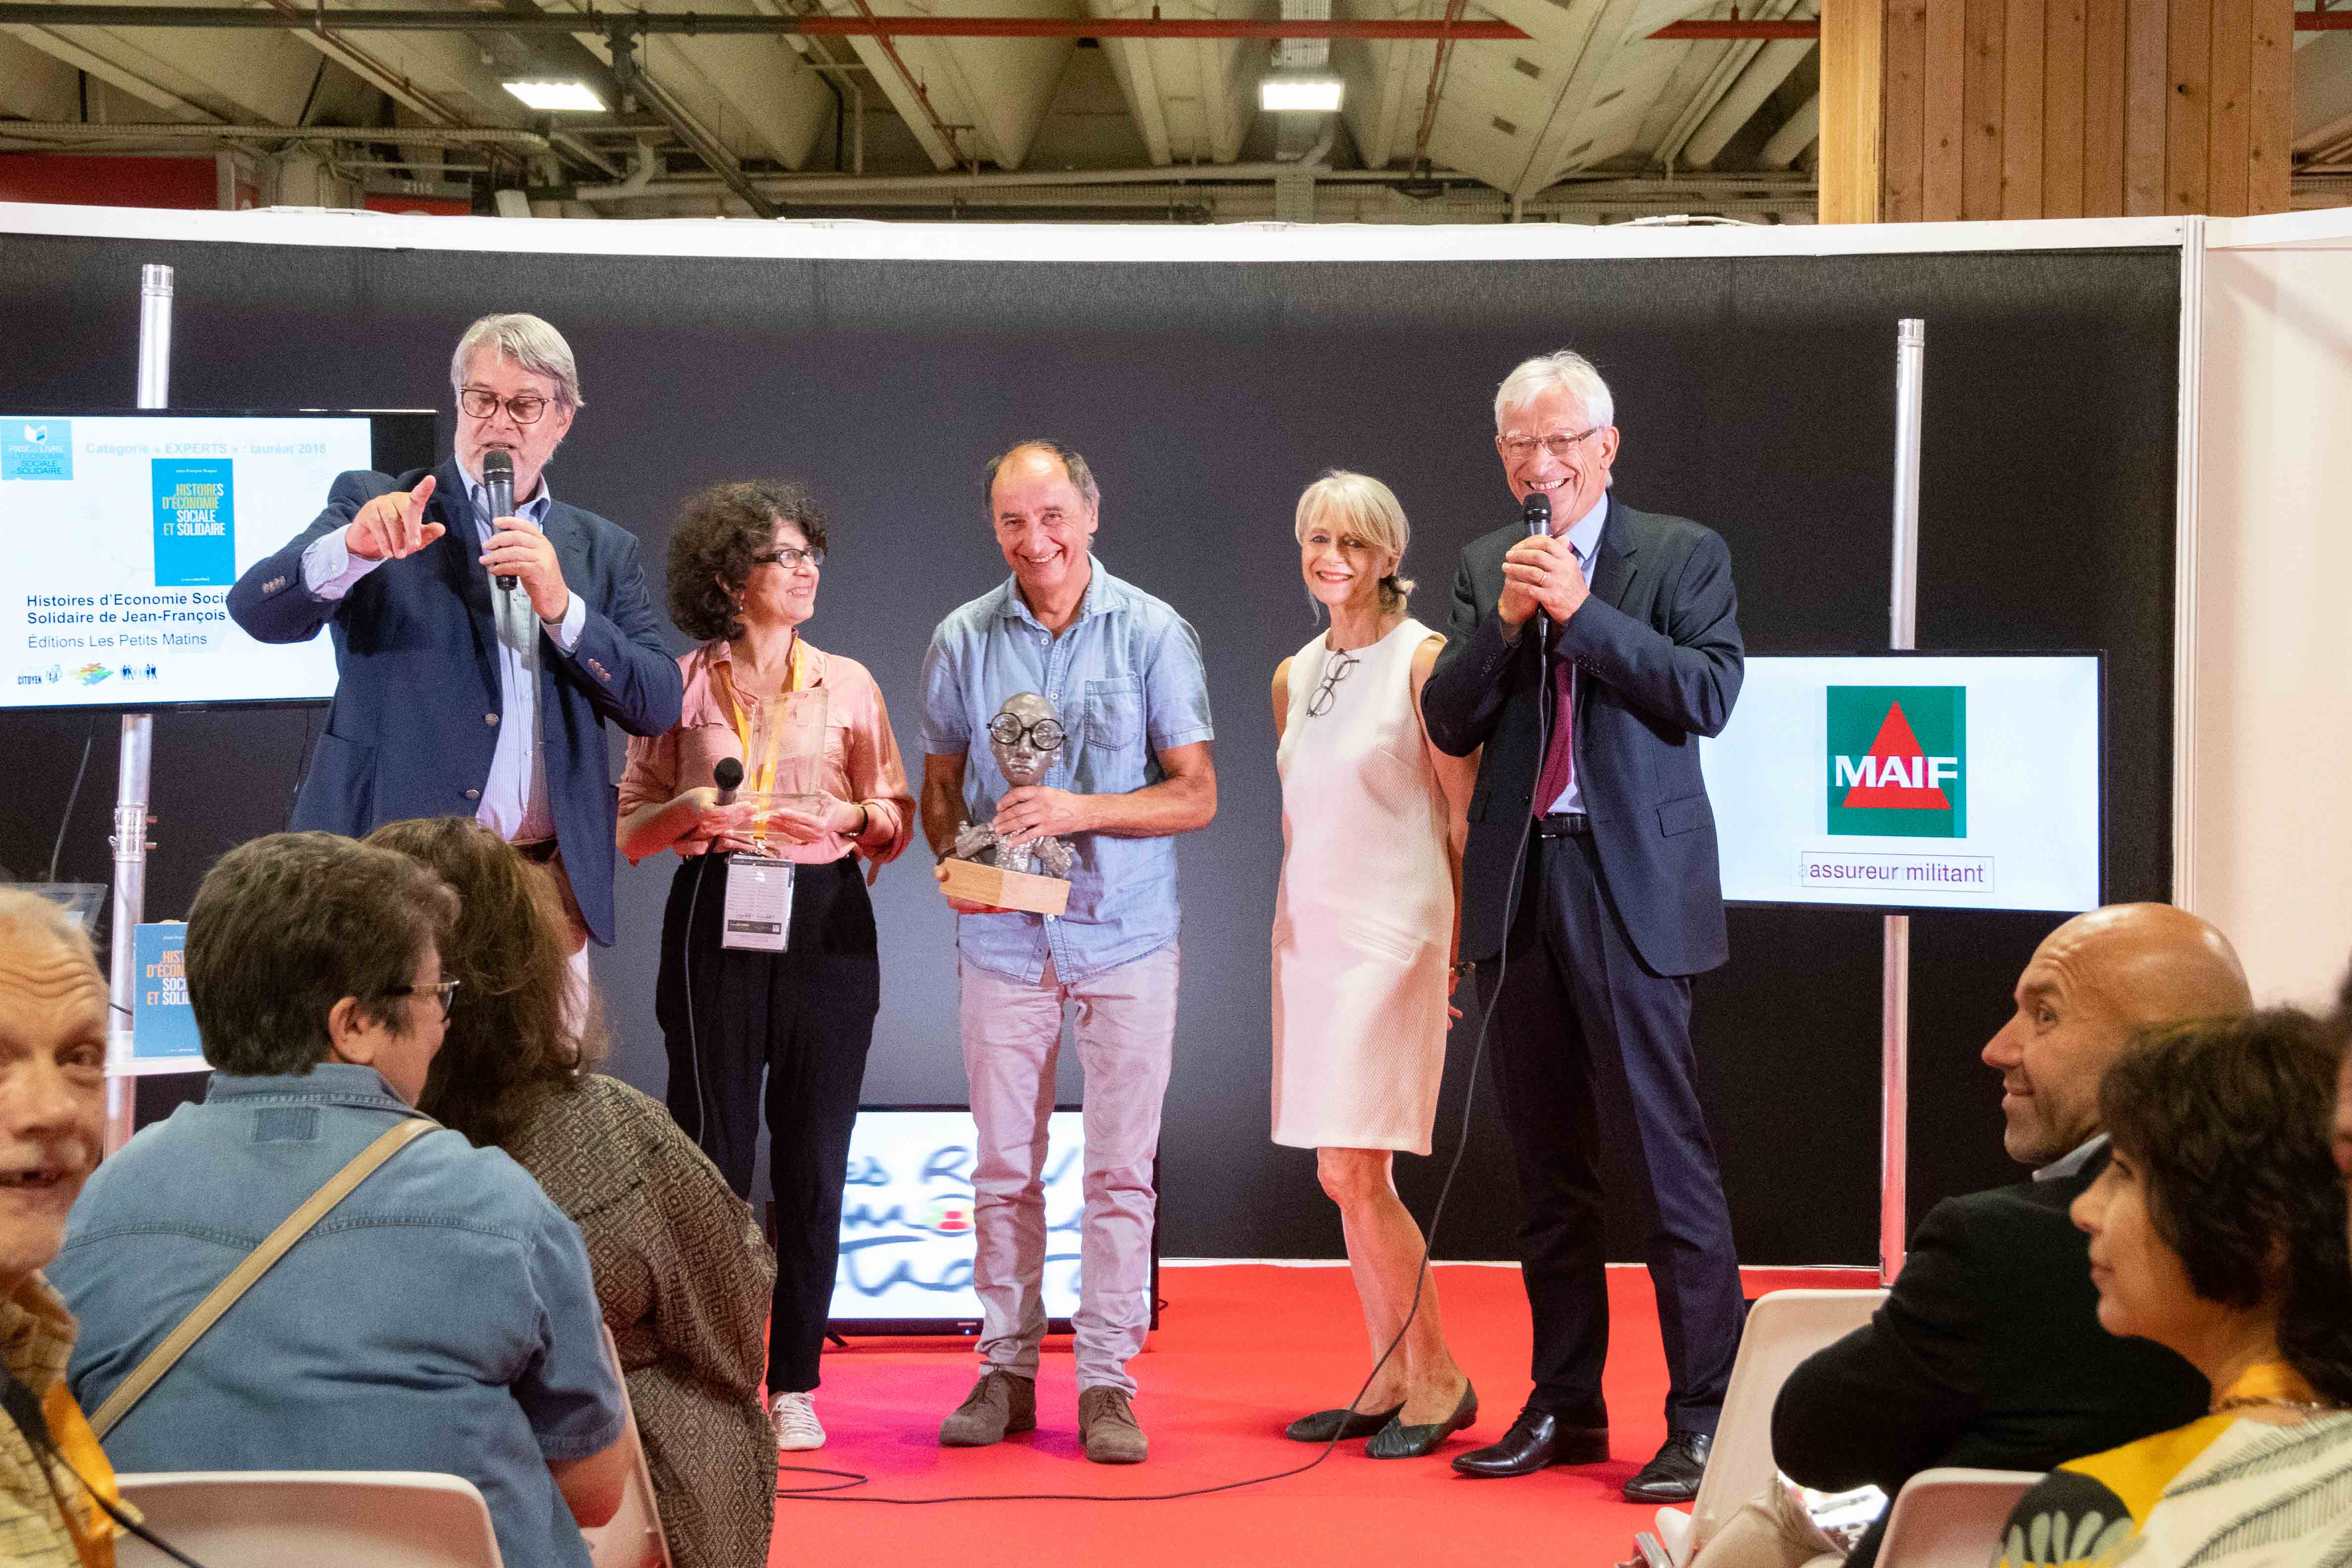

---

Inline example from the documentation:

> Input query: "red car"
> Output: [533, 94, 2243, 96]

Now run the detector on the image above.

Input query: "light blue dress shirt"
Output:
[1542, 489, 1608, 817]
[300, 465, 587, 840]
[920, 558, 1214, 983]
[53, 1063, 625, 1568]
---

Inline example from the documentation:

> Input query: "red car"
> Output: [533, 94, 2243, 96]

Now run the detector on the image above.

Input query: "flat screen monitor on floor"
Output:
[1698, 653, 2103, 914]
[830, 1107, 1127, 1336]
[2, 409, 435, 711]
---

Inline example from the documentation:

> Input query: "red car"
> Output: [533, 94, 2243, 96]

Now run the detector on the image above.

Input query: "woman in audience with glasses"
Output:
[616, 478, 915, 1454]
[1994, 1008, 2352, 1568]
[1269, 471, 1482, 1458]
[367, 816, 774, 1568]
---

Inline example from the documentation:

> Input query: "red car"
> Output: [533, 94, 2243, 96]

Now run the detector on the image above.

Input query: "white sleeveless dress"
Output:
[1271, 617, 1454, 1155]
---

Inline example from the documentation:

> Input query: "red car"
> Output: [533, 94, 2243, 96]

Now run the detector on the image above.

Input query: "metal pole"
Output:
[104, 263, 171, 1153]
[1881, 317, 1925, 1283]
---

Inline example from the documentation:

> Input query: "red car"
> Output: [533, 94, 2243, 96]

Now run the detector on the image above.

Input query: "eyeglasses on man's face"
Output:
[753, 547, 826, 572]
[459, 387, 553, 426]
[987, 714, 1067, 752]
[1499, 425, 1602, 463]
[384, 978, 461, 1020]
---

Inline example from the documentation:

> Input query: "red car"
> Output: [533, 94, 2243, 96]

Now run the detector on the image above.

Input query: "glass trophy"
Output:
[741, 687, 829, 849]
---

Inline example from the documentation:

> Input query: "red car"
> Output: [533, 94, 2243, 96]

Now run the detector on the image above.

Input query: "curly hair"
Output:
[666, 479, 830, 643]
[364, 817, 604, 1149]
[2101, 1008, 2352, 1405]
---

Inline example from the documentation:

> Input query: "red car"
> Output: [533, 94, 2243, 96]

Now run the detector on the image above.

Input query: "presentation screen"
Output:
[2, 410, 434, 711]
[1699, 654, 2102, 914]
[830, 1107, 1107, 1334]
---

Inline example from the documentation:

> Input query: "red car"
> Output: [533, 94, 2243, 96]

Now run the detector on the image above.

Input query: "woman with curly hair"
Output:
[616, 478, 915, 1453]
[366, 816, 776, 1568]
[1995, 1007, 2352, 1568]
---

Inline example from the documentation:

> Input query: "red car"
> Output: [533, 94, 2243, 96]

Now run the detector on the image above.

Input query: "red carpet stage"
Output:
[771, 1262, 1874, 1566]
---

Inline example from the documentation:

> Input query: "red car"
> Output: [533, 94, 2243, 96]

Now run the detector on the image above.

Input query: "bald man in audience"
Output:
[1691, 904, 2248, 1568]
[0, 892, 116, 1567]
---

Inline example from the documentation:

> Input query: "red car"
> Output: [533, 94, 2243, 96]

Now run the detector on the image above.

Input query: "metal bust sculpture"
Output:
[951, 692, 1077, 880]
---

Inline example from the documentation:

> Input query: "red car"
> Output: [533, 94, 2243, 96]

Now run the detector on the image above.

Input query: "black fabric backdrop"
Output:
[0, 233, 2180, 1264]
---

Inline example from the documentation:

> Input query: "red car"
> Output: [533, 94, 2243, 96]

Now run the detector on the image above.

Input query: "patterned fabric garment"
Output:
[0, 1276, 114, 1568]
[503, 1075, 778, 1568]
[1997, 1363, 2352, 1568]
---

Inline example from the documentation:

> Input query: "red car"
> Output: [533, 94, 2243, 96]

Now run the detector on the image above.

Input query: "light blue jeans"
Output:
[958, 943, 1180, 1395]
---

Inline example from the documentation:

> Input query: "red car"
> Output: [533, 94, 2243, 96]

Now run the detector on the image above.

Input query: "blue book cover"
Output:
[152, 458, 235, 586]
[132, 922, 205, 1067]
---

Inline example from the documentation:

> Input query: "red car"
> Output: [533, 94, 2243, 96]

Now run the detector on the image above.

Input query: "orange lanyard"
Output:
[43, 1384, 117, 1568]
[709, 638, 805, 796]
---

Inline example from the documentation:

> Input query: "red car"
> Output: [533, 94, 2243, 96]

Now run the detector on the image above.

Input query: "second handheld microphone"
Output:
[1522, 491, 1552, 650]
[714, 757, 744, 808]
[483, 448, 517, 592]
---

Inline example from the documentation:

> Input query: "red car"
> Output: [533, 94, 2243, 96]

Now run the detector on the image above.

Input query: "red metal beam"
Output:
[792, 15, 1530, 37]
[1647, 20, 1819, 40]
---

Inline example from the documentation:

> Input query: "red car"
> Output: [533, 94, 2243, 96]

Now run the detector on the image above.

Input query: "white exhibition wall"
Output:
[2191, 211, 2352, 1008]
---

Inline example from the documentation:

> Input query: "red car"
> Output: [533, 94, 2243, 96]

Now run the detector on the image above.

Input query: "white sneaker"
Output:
[770, 1390, 826, 1452]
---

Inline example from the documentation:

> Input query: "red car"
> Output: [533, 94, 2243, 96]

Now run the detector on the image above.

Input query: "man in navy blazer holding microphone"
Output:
[227, 314, 682, 953]
[1421, 350, 1746, 1504]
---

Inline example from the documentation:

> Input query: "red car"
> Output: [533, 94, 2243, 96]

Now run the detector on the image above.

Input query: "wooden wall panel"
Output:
[1826, 0, 2293, 222]
[1924, 0, 1969, 219]
[2002, 0, 2047, 217]
[1885, 0, 1930, 223]
[2044, 0, 2087, 218]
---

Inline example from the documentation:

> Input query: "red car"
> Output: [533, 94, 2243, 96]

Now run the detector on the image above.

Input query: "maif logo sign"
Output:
[1826, 686, 1966, 838]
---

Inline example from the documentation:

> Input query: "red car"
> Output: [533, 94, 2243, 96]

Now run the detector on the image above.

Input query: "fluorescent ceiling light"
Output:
[504, 80, 605, 113]
[1259, 74, 1343, 113]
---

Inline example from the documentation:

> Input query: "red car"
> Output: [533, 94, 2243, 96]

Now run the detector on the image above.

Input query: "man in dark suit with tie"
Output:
[226, 313, 682, 954]
[1421, 350, 1745, 1502]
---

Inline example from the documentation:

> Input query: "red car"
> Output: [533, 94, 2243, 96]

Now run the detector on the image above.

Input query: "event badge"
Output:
[721, 855, 795, 952]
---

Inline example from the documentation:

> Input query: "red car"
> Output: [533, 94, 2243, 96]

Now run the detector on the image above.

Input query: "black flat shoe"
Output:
[1284, 1402, 1404, 1443]
[1621, 1430, 1712, 1503]
[1451, 1404, 1611, 1476]
[1365, 1382, 1478, 1459]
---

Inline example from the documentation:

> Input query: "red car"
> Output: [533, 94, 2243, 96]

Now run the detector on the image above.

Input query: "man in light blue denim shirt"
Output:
[918, 441, 1215, 1465]
[50, 833, 628, 1568]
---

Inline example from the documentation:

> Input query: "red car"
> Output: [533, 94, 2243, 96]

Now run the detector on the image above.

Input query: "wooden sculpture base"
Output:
[938, 858, 1070, 916]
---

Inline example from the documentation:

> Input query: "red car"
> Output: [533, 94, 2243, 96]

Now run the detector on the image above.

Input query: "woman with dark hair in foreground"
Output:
[367, 816, 775, 1568]
[1995, 1008, 2352, 1568]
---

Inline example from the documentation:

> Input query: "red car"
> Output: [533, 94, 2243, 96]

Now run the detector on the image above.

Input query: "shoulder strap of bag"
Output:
[90, 1116, 436, 1440]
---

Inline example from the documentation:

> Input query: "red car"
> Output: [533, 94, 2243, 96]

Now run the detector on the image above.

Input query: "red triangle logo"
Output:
[1840, 701, 1952, 809]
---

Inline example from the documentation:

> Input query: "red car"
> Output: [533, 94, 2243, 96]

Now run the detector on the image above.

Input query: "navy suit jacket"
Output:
[1421, 495, 1742, 976]
[225, 461, 684, 945]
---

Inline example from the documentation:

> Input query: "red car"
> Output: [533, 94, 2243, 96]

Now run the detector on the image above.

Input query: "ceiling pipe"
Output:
[1757, 92, 1818, 169]
[1409, 0, 1474, 175]
[571, 164, 1810, 200]
[606, 29, 779, 217]
[0, 121, 552, 148]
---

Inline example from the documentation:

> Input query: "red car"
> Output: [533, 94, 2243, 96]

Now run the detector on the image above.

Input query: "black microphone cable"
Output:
[778, 604, 1554, 1508]
[0, 1368, 213, 1568]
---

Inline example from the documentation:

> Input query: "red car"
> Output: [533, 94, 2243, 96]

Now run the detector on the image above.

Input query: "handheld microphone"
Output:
[714, 756, 743, 807]
[483, 448, 517, 592]
[1522, 491, 1552, 651]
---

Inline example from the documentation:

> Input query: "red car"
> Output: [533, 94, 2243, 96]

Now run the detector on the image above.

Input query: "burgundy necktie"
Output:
[1532, 640, 1575, 815]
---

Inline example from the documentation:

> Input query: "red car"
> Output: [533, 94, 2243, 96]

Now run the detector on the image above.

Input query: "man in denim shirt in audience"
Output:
[51, 832, 628, 1568]
[920, 440, 1216, 1466]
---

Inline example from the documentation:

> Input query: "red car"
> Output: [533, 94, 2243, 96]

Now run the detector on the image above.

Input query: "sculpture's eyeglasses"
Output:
[1306, 648, 1360, 718]
[752, 547, 826, 571]
[988, 714, 1067, 752]
[459, 388, 553, 425]
[1499, 425, 1601, 463]
[383, 978, 461, 1019]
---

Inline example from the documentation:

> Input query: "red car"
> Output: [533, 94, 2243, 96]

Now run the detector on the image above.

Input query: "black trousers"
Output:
[1483, 830, 1745, 1435]
[655, 852, 879, 1394]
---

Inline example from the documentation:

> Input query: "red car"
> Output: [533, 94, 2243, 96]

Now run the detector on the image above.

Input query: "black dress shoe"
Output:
[1365, 1382, 1478, 1459]
[1621, 1430, 1712, 1503]
[1284, 1402, 1404, 1443]
[1450, 1404, 1611, 1477]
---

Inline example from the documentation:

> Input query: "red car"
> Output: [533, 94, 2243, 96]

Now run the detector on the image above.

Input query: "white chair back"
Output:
[113, 1471, 503, 1567]
[580, 1326, 673, 1568]
[1664, 1287, 1890, 1565]
[1874, 1468, 2043, 1568]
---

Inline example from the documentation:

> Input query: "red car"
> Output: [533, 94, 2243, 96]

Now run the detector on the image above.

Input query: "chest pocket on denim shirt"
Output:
[1087, 675, 1144, 751]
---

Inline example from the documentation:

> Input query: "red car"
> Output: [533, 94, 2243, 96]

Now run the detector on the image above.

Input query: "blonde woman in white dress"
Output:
[1271, 471, 1482, 1459]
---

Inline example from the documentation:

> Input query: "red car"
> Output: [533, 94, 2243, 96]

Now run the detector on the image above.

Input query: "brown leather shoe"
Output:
[1078, 1385, 1149, 1464]
[939, 1370, 1037, 1447]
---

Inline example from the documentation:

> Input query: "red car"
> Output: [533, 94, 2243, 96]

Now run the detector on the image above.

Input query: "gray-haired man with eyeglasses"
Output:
[917, 439, 1216, 1465]
[229, 313, 682, 960]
